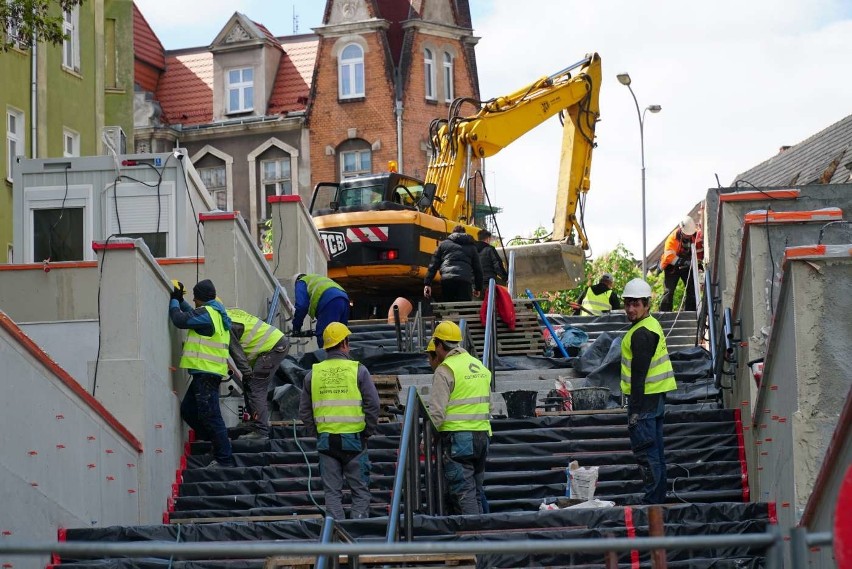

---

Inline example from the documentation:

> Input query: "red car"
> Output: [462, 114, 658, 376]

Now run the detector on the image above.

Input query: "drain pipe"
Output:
[30, 33, 38, 157]
[395, 69, 403, 172]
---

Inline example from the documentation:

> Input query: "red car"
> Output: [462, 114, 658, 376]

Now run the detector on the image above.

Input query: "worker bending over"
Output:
[428, 320, 492, 515]
[574, 273, 621, 315]
[227, 308, 289, 440]
[168, 279, 235, 468]
[620, 278, 677, 504]
[292, 274, 350, 348]
[659, 216, 701, 312]
[299, 323, 380, 520]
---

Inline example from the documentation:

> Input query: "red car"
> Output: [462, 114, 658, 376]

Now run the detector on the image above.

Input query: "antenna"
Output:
[292, 5, 299, 34]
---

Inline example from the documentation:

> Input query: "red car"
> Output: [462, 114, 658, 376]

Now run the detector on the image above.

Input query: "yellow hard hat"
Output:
[323, 322, 351, 348]
[425, 339, 436, 353]
[432, 320, 462, 343]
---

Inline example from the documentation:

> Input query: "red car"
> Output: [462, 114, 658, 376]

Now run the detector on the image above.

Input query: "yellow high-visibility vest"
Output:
[620, 316, 676, 395]
[301, 275, 344, 317]
[311, 359, 364, 434]
[227, 309, 284, 365]
[179, 306, 230, 376]
[439, 352, 492, 434]
[581, 287, 612, 315]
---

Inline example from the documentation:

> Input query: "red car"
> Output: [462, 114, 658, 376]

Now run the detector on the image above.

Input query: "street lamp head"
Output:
[616, 73, 631, 86]
[647, 105, 662, 113]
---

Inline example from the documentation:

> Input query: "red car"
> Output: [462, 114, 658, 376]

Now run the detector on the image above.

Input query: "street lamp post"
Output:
[616, 72, 661, 279]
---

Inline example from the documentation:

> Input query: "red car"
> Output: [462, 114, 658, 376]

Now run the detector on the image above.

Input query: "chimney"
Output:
[779, 145, 792, 153]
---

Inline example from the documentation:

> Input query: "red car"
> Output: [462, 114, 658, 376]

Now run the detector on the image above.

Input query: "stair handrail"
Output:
[482, 278, 497, 386]
[386, 386, 442, 543]
[314, 516, 336, 569]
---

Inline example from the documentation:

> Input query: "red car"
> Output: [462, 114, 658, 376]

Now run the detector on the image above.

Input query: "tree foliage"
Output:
[1, 0, 85, 52]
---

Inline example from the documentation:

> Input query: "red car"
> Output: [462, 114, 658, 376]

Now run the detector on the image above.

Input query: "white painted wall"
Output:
[19, 321, 99, 392]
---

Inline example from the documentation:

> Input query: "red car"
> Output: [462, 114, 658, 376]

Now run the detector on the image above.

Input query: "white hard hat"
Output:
[623, 278, 652, 299]
[679, 216, 697, 236]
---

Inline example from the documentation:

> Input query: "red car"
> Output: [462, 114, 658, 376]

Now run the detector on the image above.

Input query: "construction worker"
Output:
[620, 278, 677, 504]
[227, 308, 289, 440]
[428, 320, 492, 515]
[292, 274, 350, 349]
[574, 273, 621, 315]
[169, 279, 236, 468]
[659, 216, 701, 311]
[298, 323, 380, 520]
[475, 229, 508, 285]
[424, 225, 484, 302]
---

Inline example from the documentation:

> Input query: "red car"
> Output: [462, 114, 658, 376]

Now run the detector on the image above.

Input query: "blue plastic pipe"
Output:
[525, 289, 569, 358]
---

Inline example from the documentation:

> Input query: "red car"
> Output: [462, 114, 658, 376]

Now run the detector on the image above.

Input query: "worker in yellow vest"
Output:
[620, 278, 677, 504]
[292, 274, 350, 349]
[169, 279, 236, 468]
[298, 323, 380, 520]
[574, 273, 621, 315]
[227, 308, 289, 440]
[428, 320, 492, 515]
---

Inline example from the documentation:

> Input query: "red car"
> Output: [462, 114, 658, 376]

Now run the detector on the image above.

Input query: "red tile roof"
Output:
[156, 51, 214, 126]
[253, 20, 283, 52]
[132, 2, 164, 70]
[268, 35, 318, 115]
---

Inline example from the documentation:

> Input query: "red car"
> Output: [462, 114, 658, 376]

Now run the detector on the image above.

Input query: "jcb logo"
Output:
[320, 231, 348, 257]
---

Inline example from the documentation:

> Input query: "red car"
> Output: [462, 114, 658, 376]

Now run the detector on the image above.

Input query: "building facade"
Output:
[1, 0, 135, 263]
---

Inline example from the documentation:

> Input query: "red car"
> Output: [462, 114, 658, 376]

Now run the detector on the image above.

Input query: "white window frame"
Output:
[63, 128, 80, 157]
[7, 107, 24, 183]
[104, 180, 177, 257]
[226, 67, 254, 114]
[338, 43, 365, 99]
[424, 48, 436, 100]
[62, 7, 80, 72]
[340, 149, 371, 179]
[23, 184, 94, 262]
[260, 157, 293, 219]
[197, 165, 227, 210]
[443, 52, 454, 102]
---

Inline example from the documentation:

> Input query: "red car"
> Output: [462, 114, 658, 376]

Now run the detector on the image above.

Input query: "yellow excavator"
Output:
[309, 53, 601, 317]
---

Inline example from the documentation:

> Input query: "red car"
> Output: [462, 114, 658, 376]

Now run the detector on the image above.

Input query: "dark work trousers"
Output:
[442, 431, 490, 515]
[317, 433, 371, 520]
[315, 296, 351, 349]
[181, 373, 235, 465]
[243, 338, 290, 436]
[441, 279, 473, 302]
[660, 265, 696, 311]
[628, 395, 667, 504]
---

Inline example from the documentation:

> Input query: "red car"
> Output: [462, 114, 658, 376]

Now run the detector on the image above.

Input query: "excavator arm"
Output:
[424, 53, 601, 248]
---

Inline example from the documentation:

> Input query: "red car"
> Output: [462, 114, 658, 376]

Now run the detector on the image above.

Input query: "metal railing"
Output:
[482, 278, 497, 383]
[386, 386, 443, 542]
[2, 528, 832, 568]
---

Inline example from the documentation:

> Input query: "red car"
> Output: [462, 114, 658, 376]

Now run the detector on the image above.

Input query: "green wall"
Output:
[0, 0, 134, 262]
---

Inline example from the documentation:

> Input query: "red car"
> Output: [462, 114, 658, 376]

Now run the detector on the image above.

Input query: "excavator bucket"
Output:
[502, 241, 585, 294]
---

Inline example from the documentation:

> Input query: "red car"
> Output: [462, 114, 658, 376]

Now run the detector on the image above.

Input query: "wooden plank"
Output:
[171, 513, 322, 524]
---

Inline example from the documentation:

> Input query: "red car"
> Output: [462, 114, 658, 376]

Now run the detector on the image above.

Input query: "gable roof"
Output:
[732, 113, 852, 186]
[268, 35, 318, 115]
[132, 2, 165, 70]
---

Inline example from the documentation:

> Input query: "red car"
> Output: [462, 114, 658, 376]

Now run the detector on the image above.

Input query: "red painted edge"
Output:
[733, 408, 750, 502]
[199, 212, 240, 221]
[49, 527, 67, 565]
[268, 195, 302, 203]
[801, 386, 852, 526]
[0, 261, 98, 271]
[92, 241, 135, 251]
[768, 502, 778, 524]
[624, 506, 639, 569]
[0, 312, 143, 452]
[719, 189, 800, 202]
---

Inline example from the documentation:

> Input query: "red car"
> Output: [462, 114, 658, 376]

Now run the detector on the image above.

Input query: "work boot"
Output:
[206, 459, 236, 469]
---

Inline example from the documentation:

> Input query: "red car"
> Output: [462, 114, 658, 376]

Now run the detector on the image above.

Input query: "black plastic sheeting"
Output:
[59, 503, 771, 568]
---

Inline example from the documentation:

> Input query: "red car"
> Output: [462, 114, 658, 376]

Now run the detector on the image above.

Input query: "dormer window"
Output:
[227, 67, 254, 114]
[339, 44, 364, 99]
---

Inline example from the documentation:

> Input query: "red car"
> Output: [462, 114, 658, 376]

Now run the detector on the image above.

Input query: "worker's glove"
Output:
[170, 280, 186, 302]
[673, 257, 688, 270]
[628, 413, 640, 428]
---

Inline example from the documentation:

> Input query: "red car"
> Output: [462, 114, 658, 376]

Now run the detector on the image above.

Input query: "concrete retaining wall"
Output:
[754, 248, 852, 531]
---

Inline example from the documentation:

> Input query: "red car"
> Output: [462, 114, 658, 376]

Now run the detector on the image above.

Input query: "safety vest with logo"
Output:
[179, 305, 230, 376]
[311, 359, 365, 434]
[439, 351, 492, 434]
[581, 287, 612, 315]
[301, 275, 345, 317]
[620, 316, 677, 395]
[227, 308, 284, 365]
